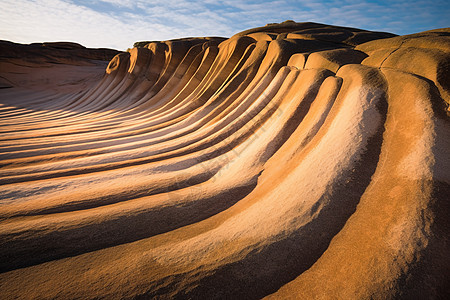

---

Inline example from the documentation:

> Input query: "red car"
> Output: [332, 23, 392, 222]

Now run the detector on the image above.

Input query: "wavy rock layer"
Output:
[0, 22, 449, 299]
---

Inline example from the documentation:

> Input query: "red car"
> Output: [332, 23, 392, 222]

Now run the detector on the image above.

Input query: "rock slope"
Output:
[0, 22, 449, 299]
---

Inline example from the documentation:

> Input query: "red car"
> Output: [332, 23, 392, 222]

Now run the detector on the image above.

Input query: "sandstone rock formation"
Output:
[0, 22, 449, 299]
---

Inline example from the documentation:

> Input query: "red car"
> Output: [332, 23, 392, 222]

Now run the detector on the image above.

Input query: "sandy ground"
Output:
[0, 22, 449, 299]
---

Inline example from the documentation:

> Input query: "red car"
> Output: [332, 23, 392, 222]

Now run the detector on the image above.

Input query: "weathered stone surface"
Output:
[0, 22, 448, 299]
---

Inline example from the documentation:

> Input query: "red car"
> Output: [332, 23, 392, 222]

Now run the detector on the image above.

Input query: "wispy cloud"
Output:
[0, 0, 448, 50]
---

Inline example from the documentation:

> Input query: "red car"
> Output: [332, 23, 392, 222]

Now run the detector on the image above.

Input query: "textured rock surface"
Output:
[0, 22, 449, 299]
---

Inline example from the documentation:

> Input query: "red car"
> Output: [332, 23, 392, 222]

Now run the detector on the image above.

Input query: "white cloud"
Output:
[0, 0, 448, 50]
[0, 0, 150, 49]
[98, 0, 134, 8]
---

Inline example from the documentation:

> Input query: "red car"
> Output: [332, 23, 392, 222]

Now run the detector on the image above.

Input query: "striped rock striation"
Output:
[0, 22, 449, 299]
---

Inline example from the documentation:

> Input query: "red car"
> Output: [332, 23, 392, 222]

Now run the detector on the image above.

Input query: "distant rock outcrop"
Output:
[0, 40, 122, 91]
[0, 22, 448, 299]
[0, 40, 121, 64]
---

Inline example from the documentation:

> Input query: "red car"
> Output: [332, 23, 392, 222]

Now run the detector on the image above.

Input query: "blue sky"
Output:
[0, 0, 448, 50]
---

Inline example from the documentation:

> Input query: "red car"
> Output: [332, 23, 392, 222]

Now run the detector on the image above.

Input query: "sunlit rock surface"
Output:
[0, 22, 449, 299]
